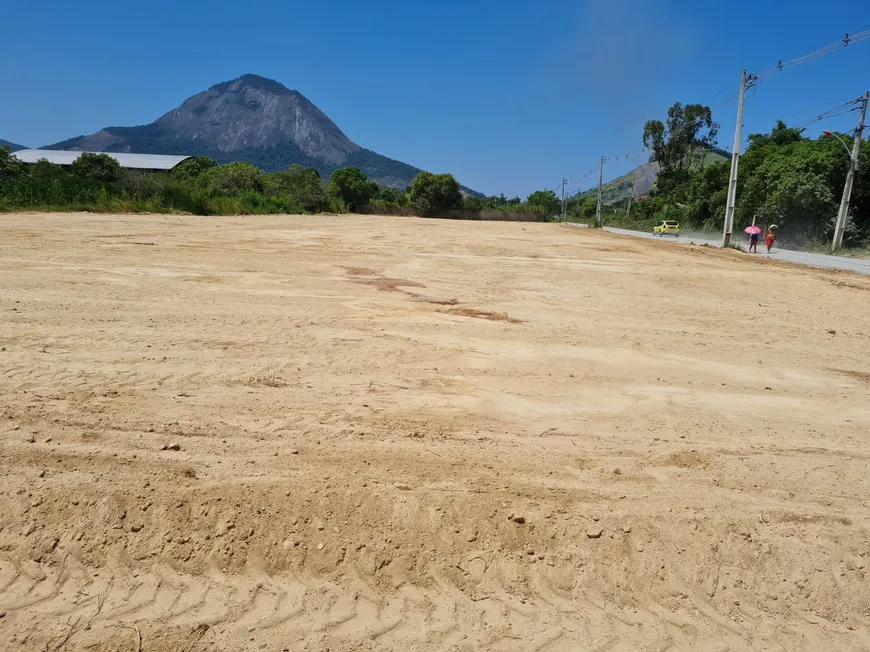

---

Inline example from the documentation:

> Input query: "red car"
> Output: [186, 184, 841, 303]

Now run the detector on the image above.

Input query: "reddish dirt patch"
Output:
[773, 511, 852, 526]
[344, 267, 378, 277]
[408, 294, 458, 306]
[344, 267, 425, 293]
[357, 276, 426, 292]
[444, 307, 523, 323]
[832, 369, 870, 384]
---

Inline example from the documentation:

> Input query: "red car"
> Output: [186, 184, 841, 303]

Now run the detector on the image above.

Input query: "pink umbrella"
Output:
[744, 225, 761, 235]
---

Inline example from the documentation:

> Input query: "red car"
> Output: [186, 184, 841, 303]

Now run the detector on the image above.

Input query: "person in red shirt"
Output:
[765, 226, 777, 253]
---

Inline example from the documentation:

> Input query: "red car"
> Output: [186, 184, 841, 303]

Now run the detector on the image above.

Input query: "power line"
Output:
[718, 89, 741, 108]
[752, 29, 870, 84]
[781, 94, 865, 118]
[564, 146, 653, 199]
[749, 95, 864, 131]
[603, 147, 649, 164]
[710, 81, 739, 106]
[792, 103, 862, 130]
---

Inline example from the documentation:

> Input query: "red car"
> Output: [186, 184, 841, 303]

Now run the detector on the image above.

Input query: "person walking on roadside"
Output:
[744, 224, 762, 253]
[765, 225, 777, 253]
[748, 230, 759, 253]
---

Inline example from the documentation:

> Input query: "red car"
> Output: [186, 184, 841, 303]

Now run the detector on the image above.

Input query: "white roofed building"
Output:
[13, 150, 192, 171]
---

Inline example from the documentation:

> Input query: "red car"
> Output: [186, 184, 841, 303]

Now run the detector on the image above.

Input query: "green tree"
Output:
[327, 167, 377, 211]
[0, 146, 25, 182]
[172, 156, 218, 180]
[70, 152, 122, 183]
[264, 165, 328, 212]
[643, 102, 719, 175]
[746, 120, 804, 149]
[739, 145, 837, 239]
[577, 195, 598, 219]
[29, 159, 67, 183]
[202, 161, 264, 196]
[526, 189, 561, 216]
[462, 195, 484, 211]
[685, 160, 729, 228]
[409, 172, 462, 213]
[372, 186, 404, 206]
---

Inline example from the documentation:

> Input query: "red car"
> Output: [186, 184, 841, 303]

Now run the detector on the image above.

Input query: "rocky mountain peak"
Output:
[43, 74, 451, 190]
[208, 74, 299, 96]
[153, 74, 357, 164]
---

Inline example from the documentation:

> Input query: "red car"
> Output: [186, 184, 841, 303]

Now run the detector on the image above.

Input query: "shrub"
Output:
[409, 172, 462, 214]
[172, 156, 218, 180]
[202, 162, 264, 196]
[70, 152, 122, 183]
[264, 167, 328, 213]
[327, 167, 377, 211]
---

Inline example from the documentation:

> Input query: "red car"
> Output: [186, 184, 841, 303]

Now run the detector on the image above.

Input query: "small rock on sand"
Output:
[587, 527, 604, 539]
[509, 515, 526, 524]
[162, 443, 181, 451]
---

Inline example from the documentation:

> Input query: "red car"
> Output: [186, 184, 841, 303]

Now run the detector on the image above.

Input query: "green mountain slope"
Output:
[1, 139, 27, 152]
[577, 149, 730, 204]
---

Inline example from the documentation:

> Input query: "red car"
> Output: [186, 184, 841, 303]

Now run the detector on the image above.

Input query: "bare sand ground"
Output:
[1, 212, 869, 652]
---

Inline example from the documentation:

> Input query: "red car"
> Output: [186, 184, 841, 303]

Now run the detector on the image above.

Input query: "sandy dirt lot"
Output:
[1, 212, 869, 652]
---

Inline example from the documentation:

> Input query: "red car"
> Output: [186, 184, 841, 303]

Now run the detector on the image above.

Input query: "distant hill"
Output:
[45, 74, 477, 193]
[577, 148, 730, 204]
[1, 139, 27, 152]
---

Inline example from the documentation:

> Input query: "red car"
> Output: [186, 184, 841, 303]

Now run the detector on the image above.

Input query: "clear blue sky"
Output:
[1, 0, 868, 197]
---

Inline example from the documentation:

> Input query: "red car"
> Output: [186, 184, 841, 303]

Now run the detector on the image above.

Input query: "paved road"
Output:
[599, 227, 870, 276]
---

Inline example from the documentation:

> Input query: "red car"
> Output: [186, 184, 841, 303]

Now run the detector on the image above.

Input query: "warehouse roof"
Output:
[13, 150, 192, 171]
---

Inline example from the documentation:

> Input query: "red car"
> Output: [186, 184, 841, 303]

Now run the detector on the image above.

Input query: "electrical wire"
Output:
[717, 89, 741, 108]
[603, 147, 650, 164]
[753, 29, 870, 83]
[745, 95, 863, 133]
[710, 81, 739, 107]
[780, 94, 865, 118]
[793, 109, 860, 131]
[791, 99, 863, 130]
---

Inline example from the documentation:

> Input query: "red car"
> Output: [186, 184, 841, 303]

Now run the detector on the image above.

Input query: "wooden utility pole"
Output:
[560, 177, 567, 221]
[832, 91, 869, 250]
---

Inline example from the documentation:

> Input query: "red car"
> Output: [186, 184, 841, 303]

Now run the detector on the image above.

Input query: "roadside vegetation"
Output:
[0, 147, 558, 218]
[571, 102, 870, 250]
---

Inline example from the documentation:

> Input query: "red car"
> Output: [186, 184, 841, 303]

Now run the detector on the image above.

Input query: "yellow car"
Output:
[653, 220, 680, 236]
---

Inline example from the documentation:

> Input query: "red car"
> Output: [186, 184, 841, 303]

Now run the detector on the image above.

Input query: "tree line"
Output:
[0, 148, 562, 218]
[588, 101, 870, 248]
